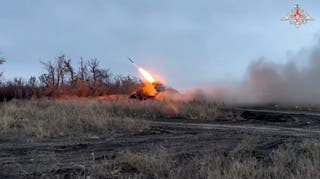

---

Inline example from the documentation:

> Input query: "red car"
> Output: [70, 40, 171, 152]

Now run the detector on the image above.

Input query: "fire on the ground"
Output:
[130, 66, 176, 100]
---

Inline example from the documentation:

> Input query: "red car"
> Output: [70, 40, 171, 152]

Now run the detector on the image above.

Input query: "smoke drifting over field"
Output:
[187, 41, 320, 105]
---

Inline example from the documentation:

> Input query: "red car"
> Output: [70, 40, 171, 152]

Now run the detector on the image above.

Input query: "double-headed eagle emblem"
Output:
[281, 4, 313, 28]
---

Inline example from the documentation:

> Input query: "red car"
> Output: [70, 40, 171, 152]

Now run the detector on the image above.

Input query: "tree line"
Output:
[0, 55, 142, 101]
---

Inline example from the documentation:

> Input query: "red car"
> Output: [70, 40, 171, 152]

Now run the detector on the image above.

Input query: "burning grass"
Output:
[0, 98, 220, 138]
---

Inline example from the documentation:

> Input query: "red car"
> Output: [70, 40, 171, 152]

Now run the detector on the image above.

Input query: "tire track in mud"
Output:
[154, 121, 320, 137]
[236, 108, 320, 116]
[1, 109, 320, 177]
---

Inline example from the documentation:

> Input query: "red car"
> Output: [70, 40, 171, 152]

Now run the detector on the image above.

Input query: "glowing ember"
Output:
[138, 67, 155, 83]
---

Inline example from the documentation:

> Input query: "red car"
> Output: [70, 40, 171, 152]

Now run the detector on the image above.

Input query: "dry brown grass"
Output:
[96, 98, 220, 120]
[0, 99, 149, 138]
[89, 146, 174, 178]
[90, 139, 320, 179]
[0, 99, 220, 138]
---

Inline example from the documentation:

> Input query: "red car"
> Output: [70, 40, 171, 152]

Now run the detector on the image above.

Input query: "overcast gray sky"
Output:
[0, 0, 319, 90]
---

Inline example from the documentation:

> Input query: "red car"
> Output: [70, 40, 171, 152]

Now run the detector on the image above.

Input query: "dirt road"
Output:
[1, 109, 320, 178]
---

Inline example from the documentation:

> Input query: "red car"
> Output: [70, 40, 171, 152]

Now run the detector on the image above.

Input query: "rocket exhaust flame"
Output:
[138, 67, 155, 83]
[128, 57, 156, 83]
[128, 57, 168, 100]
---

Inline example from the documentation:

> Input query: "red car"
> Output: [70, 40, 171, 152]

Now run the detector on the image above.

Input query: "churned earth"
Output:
[0, 108, 320, 178]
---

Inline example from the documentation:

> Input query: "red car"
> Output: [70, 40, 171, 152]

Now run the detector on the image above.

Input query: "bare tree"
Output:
[39, 74, 49, 87]
[56, 55, 66, 86]
[88, 58, 99, 85]
[27, 76, 37, 88]
[0, 56, 5, 78]
[113, 75, 140, 94]
[78, 58, 88, 82]
[96, 68, 111, 84]
[41, 61, 56, 87]
[0, 55, 142, 100]
[63, 58, 75, 83]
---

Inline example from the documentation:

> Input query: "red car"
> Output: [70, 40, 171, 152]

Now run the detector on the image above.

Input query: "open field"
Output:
[0, 99, 320, 178]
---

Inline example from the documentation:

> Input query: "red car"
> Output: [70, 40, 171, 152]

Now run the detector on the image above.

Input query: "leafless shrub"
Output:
[0, 55, 142, 101]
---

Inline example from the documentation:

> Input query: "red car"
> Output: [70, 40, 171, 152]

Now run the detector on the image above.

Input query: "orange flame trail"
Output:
[138, 67, 155, 83]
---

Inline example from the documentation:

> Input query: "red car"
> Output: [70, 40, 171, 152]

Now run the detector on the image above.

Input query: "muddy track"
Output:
[155, 121, 320, 137]
[1, 109, 320, 178]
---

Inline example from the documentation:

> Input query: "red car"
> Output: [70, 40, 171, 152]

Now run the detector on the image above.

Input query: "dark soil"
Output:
[1, 108, 320, 178]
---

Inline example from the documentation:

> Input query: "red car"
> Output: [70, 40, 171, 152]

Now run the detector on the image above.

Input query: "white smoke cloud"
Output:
[185, 40, 320, 105]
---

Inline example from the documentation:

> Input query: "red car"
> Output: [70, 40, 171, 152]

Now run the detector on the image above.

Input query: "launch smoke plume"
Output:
[187, 40, 320, 105]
